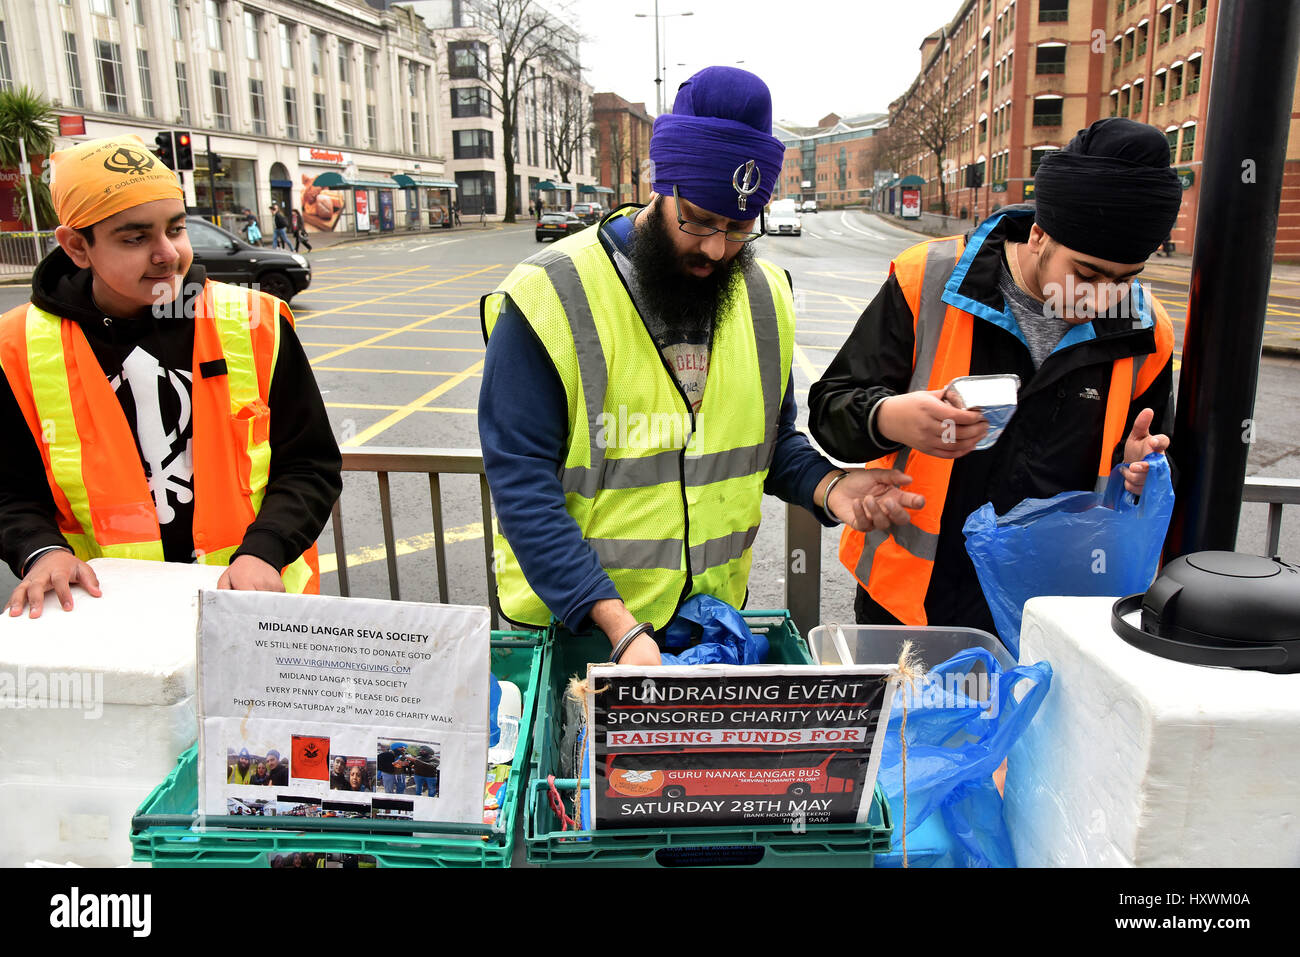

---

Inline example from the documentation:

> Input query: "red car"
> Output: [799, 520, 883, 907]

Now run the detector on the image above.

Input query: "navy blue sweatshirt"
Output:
[478, 210, 838, 632]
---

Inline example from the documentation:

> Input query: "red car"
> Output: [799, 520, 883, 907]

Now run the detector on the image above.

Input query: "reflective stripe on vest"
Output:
[838, 236, 1166, 624]
[0, 282, 317, 593]
[482, 219, 792, 629]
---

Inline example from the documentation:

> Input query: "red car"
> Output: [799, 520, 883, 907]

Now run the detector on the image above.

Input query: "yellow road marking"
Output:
[302, 264, 504, 324]
[792, 342, 822, 381]
[325, 403, 476, 414]
[302, 342, 485, 353]
[343, 359, 485, 446]
[318, 519, 490, 575]
[306, 264, 431, 294]
[315, 366, 483, 377]
[309, 300, 480, 364]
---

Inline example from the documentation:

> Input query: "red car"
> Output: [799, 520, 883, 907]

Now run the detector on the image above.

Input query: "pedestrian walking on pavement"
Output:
[272, 205, 291, 250]
[291, 208, 313, 252]
[453, 202, 462, 226]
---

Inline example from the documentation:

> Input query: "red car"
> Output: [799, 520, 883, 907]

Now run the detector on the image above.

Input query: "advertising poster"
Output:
[300, 173, 345, 231]
[587, 664, 895, 830]
[197, 590, 490, 825]
[378, 190, 395, 231]
[355, 189, 371, 232]
[901, 187, 922, 219]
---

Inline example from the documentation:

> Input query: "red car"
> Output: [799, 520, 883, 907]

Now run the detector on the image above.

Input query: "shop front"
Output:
[193, 155, 258, 233]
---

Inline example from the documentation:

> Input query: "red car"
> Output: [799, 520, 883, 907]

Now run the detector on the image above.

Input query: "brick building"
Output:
[884, 0, 1300, 260]
[592, 91, 654, 206]
[773, 112, 887, 209]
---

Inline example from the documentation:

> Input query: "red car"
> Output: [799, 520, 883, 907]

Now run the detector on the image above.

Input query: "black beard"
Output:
[626, 198, 755, 344]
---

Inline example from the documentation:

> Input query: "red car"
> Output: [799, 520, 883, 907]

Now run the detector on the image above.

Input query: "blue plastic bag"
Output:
[963, 452, 1174, 657]
[877, 648, 1052, 867]
[659, 595, 769, 665]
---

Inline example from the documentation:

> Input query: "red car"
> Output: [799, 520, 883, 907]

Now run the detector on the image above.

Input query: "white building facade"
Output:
[7, 0, 455, 234]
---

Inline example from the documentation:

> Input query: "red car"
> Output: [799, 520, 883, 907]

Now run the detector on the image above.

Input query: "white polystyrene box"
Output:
[0, 559, 223, 865]
[1005, 596, 1300, 868]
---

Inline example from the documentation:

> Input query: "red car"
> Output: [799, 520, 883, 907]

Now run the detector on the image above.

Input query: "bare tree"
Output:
[603, 116, 632, 204]
[543, 80, 591, 186]
[448, 0, 580, 223]
[890, 74, 956, 214]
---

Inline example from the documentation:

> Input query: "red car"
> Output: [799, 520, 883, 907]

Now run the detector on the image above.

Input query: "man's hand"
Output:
[876, 390, 988, 458]
[1120, 408, 1170, 495]
[7, 549, 101, 619]
[217, 555, 286, 592]
[590, 598, 662, 666]
[826, 468, 926, 532]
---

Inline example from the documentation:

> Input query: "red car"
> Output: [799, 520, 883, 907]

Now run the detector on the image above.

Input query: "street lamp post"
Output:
[635, 5, 693, 115]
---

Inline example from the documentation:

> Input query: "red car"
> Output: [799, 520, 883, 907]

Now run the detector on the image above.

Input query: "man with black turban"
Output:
[479, 67, 923, 664]
[809, 117, 1180, 632]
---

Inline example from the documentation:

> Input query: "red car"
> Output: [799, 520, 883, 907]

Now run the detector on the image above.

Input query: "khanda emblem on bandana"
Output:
[732, 159, 760, 212]
[104, 146, 156, 176]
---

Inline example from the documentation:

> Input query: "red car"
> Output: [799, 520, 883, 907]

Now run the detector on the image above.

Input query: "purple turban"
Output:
[650, 66, 786, 221]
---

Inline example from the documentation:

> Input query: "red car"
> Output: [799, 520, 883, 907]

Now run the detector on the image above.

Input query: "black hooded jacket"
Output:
[808, 207, 1175, 631]
[0, 248, 341, 578]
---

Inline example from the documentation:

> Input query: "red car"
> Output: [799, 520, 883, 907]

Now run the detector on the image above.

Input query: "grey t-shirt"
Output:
[997, 256, 1072, 369]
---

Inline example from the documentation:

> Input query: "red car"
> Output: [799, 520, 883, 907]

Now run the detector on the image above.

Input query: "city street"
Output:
[1, 209, 1296, 623]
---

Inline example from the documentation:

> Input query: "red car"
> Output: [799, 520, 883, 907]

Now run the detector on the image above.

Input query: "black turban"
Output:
[1033, 118, 1183, 264]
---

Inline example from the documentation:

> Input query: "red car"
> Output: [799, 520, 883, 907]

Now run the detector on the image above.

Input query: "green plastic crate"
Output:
[524, 611, 894, 867]
[129, 634, 543, 868]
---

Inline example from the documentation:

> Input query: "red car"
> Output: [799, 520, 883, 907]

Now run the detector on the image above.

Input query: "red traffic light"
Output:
[174, 130, 194, 171]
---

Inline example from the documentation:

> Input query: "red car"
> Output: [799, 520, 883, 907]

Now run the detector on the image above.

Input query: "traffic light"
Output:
[174, 131, 194, 171]
[154, 130, 176, 169]
[208, 153, 224, 176]
[965, 164, 985, 189]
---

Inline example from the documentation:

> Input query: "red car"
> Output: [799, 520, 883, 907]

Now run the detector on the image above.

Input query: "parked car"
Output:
[767, 207, 802, 236]
[185, 215, 311, 302]
[536, 211, 586, 241]
[572, 202, 603, 225]
[801, 200, 819, 214]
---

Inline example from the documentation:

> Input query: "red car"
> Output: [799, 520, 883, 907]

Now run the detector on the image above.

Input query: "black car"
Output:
[185, 215, 312, 302]
[536, 211, 585, 242]
[571, 202, 603, 225]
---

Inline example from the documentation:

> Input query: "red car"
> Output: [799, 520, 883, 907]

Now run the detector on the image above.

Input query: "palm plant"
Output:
[0, 86, 58, 229]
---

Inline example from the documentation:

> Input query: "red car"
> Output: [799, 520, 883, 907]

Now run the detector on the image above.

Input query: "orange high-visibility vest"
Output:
[0, 280, 319, 593]
[839, 231, 1173, 625]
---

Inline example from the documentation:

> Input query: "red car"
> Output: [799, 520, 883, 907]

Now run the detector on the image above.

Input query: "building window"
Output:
[1179, 123, 1195, 162]
[1030, 146, 1058, 175]
[131, 0, 146, 26]
[1166, 128, 1178, 163]
[206, 0, 223, 51]
[279, 21, 293, 68]
[283, 85, 299, 139]
[211, 69, 230, 129]
[244, 10, 260, 61]
[364, 49, 377, 93]
[1036, 44, 1066, 74]
[367, 104, 377, 145]
[175, 62, 191, 124]
[171, 0, 183, 40]
[456, 170, 496, 215]
[137, 49, 154, 117]
[449, 41, 488, 80]
[96, 40, 127, 113]
[454, 128, 494, 159]
[310, 32, 322, 77]
[90, 0, 113, 16]
[0, 21, 14, 92]
[338, 42, 350, 84]
[314, 92, 327, 142]
[1032, 98, 1063, 126]
[60, 33, 81, 108]
[410, 111, 421, 153]
[451, 86, 492, 118]
[1039, 0, 1068, 22]
[249, 77, 265, 134]
[341, 99, 354, 146]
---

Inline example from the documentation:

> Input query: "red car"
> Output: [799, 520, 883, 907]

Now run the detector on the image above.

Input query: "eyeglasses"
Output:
[672, 185, 765, 243]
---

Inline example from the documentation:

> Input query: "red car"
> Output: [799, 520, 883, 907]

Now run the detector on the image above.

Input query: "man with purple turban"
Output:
[479, 67, 922, 665]
[808, 117, 1180, 633]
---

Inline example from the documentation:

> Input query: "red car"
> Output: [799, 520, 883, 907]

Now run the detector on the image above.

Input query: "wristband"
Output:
[21, 545, 73, 577]
[610, 622, 655, 663]
[820, 469, 849, 517]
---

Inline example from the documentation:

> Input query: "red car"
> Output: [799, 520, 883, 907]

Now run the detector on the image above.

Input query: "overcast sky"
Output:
[566, 0, 966, 125]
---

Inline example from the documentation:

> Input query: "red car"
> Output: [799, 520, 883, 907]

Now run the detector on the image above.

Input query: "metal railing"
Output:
[0, 230, 56, 276]
[327, 450, 1297, 641]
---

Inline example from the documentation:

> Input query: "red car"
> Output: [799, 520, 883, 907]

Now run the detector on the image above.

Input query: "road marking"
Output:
[326, 402, 476, 414]
[302, 341, 485, 353]
[838, 213, 885, 239]
[792, 342, 822, 382]
[307, 263, 431, 294]
[342, 359, 486, 446]
[318, 519, 490, 575]
[407, 244, 434, 252]
[315, 366, 483, 377]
